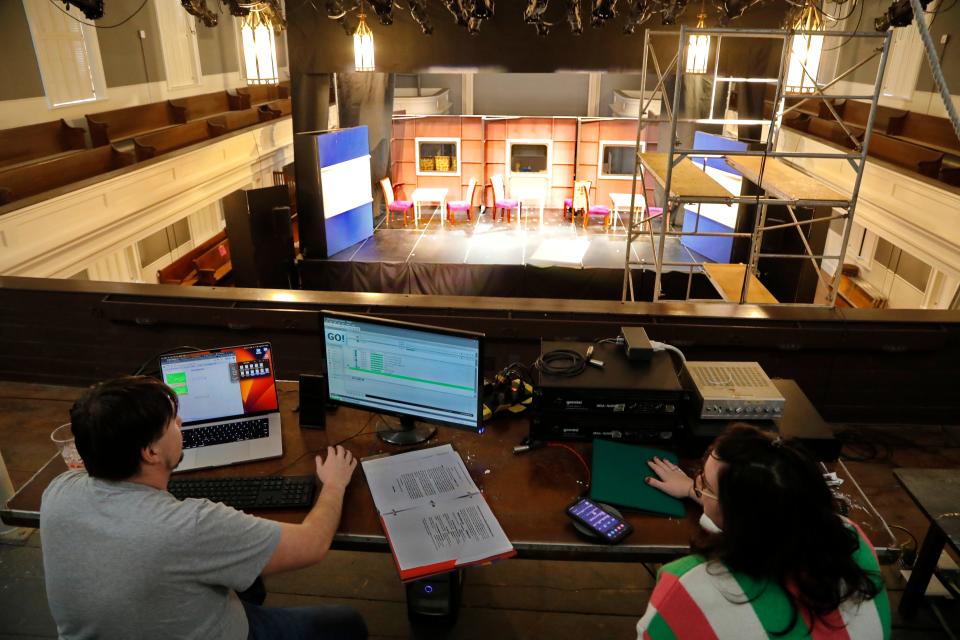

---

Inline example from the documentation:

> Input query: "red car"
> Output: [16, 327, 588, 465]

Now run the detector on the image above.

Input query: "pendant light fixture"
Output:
[785, 0, 823, 94]
[354, 2, 375, 72]
[685, 4, 710, 74]
[241, 8, 279, 85]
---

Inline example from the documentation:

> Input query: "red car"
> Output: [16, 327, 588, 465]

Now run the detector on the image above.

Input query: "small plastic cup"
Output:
[51, 423, 84, 469]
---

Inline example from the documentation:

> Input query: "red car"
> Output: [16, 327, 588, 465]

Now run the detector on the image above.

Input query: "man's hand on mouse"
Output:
[645, 456, 695, 500]
[315, 445, 357, 491]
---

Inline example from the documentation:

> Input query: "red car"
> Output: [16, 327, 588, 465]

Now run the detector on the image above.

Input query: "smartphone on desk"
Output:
[566, 497, 633, 543]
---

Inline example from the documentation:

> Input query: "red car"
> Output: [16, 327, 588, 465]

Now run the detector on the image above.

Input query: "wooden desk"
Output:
[2, 382, 895, 562]
[639, 153, 730, 200]
[893, 469, 960, 617]
[724, 156, 848, 204]
[702, 263, 779, 304]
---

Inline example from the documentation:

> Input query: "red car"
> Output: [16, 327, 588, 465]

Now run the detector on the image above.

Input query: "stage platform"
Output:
[300, 206, 723, 300]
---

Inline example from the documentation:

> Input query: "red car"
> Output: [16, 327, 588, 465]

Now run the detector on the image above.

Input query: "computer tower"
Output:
[223, 186, 298, 289]
[405, 570, 464, 624]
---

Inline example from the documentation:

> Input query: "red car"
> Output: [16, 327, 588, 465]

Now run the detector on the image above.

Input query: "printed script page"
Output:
[362, 444, 477, 513]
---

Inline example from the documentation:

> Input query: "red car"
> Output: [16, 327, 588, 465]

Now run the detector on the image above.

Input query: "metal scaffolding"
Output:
[621, 27, 892, 305]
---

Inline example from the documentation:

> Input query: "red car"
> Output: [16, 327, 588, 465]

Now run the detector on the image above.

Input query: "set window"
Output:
[416, 138, 460, 176]
[22, 0, 107, 107]
[599, 141, 644, 178]
[508, 142, 549, 175]
[873, 236, 931, 293]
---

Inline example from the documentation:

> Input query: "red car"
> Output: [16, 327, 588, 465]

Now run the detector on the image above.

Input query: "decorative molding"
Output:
[0, 119, 293, 279]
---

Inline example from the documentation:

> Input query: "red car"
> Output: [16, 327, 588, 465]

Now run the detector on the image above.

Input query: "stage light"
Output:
[785, 0, 823, 94]
[469, 0, 496, 19]
[874, 0, 931, 30]
[444, 0, 470, 27]
[181, 0, 218, 26]
[660, 0, 689, 25]
[369, 0, 394, 25]
[623, 0, 654, 34]
[524, 0, 552, 35]
[62, 0, 103, 20]
[567, 0, 584, 34]
[406, 0, 434, 34]
[354, 4, 375, 72]
[685, 7, 710, 73]
[591, 0, 618, 26]
[712, 0, 763, 24]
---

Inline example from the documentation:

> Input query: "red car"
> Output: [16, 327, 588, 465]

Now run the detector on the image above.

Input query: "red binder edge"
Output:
[380, 516, 518, 583]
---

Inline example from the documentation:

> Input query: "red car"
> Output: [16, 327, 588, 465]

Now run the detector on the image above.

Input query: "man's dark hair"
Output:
[70, 376, 179, 481]
[692, 423, 882, 635]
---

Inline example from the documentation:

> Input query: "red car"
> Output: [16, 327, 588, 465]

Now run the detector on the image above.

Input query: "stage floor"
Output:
[328, 206, 709, 272]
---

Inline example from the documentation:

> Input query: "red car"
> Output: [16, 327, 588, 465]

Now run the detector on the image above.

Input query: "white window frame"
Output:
[880, 0, 939, 103]
[415, 137, 461, 177]
[21, 0, 108, 109]
[153, 0, 203, 91]
[598, 140, 646, 179]
[505, 139, 552, 177]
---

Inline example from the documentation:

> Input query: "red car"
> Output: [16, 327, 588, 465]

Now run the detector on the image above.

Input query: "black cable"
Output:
[273, 426, 373, 475]
[536, 349, 587, 377]
[49, 0, 150, 29]
[822, 0, 864, 52]
[889, 523, 919, 568]
[132, 346, 204, 377]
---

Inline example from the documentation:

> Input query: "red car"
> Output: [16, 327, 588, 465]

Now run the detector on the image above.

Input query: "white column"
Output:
[587, 72, 602, 117]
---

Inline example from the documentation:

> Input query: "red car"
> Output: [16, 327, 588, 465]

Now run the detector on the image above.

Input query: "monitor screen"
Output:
[322, 312, 483, 432]
[159, 343, 279, 425]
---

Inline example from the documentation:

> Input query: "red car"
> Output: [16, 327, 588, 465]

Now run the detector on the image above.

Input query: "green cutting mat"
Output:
[589, 439, 686, 517]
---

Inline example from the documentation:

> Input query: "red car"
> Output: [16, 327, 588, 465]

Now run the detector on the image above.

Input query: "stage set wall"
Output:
[4, 277, 960, 425]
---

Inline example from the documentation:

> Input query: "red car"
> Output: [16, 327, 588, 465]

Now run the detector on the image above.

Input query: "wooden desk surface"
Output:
[893, 469, 960, 549]
[3, 382, 895, 561]
[725, 156, 848, 203]
[703, 263, 779, 304]
[639, 153, 731, 200]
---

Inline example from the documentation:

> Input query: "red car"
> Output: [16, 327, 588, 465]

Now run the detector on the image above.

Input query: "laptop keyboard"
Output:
[181, 417, 270, 450]
[168, 475, 317, 510]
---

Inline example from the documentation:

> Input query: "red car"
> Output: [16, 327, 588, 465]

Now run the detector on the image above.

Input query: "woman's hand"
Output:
[645, 456, 695, 500]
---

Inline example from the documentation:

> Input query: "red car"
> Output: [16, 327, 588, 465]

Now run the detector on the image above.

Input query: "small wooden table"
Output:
[893, 468, 960, 617]
[411, 187, 448, 227]
[609, 193, 646, 232]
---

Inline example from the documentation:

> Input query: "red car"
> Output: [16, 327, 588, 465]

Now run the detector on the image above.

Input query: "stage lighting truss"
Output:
[620, 27, 893, 307]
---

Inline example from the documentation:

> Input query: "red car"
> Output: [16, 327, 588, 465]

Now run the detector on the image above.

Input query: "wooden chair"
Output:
[446, 178, 478, 225]
[581, 183, 611, 229]
[564, 180, 591, 221]
[86, 102, 187, 146]
[0, 119, 87, 168]
[380, 177, 413, 225]
[490, 175, 519, 223]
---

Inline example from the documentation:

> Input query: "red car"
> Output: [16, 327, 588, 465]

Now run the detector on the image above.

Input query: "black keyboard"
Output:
[182, 418, 270, 450]
[168, 475, 317, 510]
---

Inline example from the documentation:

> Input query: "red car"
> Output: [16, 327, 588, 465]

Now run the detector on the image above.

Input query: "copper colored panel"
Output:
[462, 140, 483, 164]
[460, 118, 484, 141]
[485, 121, 506, 140]
[552, 119, 578, 142]
[579, 121, 600, 142]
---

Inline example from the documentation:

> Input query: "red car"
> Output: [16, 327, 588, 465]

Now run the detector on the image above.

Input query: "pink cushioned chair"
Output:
[380, 177, 413, 226]
[446, 177, 477, 225]
[581, 183, 610, 229]
[567, 180, 591, 222]
[490, 175, 520, 223]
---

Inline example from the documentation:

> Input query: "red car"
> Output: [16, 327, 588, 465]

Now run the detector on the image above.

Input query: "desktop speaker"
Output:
[298, 373, 328, 429]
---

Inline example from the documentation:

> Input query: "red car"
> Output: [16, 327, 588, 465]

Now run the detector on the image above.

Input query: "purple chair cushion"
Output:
[589, 205, 610, 215]
[495, 199, 519, 208]
[647, 207, 664, 218]
[563, 198, 573, 207]
[389, 200, 413, 211]
[447, 201, 471, 211]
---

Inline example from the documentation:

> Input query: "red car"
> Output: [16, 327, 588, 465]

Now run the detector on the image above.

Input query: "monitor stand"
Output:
[376, 415, 437, 446]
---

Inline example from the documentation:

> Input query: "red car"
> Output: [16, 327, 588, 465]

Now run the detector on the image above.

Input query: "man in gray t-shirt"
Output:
[40, 376, 367, 640]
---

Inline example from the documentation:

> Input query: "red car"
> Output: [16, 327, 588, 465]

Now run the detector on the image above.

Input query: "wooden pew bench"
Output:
[86, 102, 187, 146]
[0, 146, 134, 206]
[887, 111, 960, 156]
[868, 133, 944, 178]
[836, 99, 907, 132]
[133, 121, 218, 161]
[259, 99, 291, 119]
[193, 239, 232, 285]
[169, 91, 246, 122]
[806, 117, 862, 148]
[207, 108, 271, 135]
[237, 84, 286, 107]
[0, 119, 87, 168]
[156, 230, 227, 285]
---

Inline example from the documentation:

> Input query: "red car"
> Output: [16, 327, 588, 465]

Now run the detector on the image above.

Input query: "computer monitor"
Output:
[321, 311, 484, 445]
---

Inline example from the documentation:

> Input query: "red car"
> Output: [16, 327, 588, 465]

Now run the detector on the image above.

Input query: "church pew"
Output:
[193, 239, 232, 286]
[868, 132, 944, 178]
[887, 111, 960, 155]
[0, 119, 87, 168]
[0, 146, 135, 206]
[133, 121, 219, 161]
[206, 108, 271, 135]
[169, 91, 246, 121]
[236, 84, 286, 107]
[835, 99, 907, 133]
[806, 117, 862, 148]
[258, 98, 291, 119]
[86, 102, 187, 146]
[157, 230, 227, 285]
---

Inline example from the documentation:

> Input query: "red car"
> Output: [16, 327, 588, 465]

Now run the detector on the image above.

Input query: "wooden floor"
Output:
[1, 382, 958, 639]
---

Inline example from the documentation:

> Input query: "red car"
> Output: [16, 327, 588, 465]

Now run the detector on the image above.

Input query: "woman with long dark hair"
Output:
[636, 424, 889, 639]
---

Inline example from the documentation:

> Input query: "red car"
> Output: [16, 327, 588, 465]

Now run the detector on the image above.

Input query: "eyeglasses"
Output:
[693, 469, 719, 501]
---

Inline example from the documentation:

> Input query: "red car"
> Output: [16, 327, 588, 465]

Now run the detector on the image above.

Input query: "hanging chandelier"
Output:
[685, 7, 710, 74]
[354, 3, 376, 72]
[785, 0, 824, 94]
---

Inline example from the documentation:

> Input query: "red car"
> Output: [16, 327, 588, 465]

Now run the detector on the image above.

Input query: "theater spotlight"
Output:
[566, 0, 584, 33]
[712, 0, 764, 24]
[524, 0, 553, 35]
[591, 0, 618, 26]
[660, 0, 689, 25]
[181, 0, 218, 27]
[406, 0, 434, 34]
[442, 0, 470, 27]
[623, 0, 654, 33]
[469, 0, 496, 19]
[874, 0, 931, 30]
[62, 0, 104, 19]
[369, 0, 395, 24]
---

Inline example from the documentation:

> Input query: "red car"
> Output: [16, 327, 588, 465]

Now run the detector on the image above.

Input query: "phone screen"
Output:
[566, 498, 632, 542]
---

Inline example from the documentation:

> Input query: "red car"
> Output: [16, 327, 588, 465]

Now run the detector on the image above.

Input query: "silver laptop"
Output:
[160, 343, 283, 472]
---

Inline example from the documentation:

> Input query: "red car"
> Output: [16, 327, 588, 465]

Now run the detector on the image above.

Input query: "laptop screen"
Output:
[159, 343, 279, 426]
